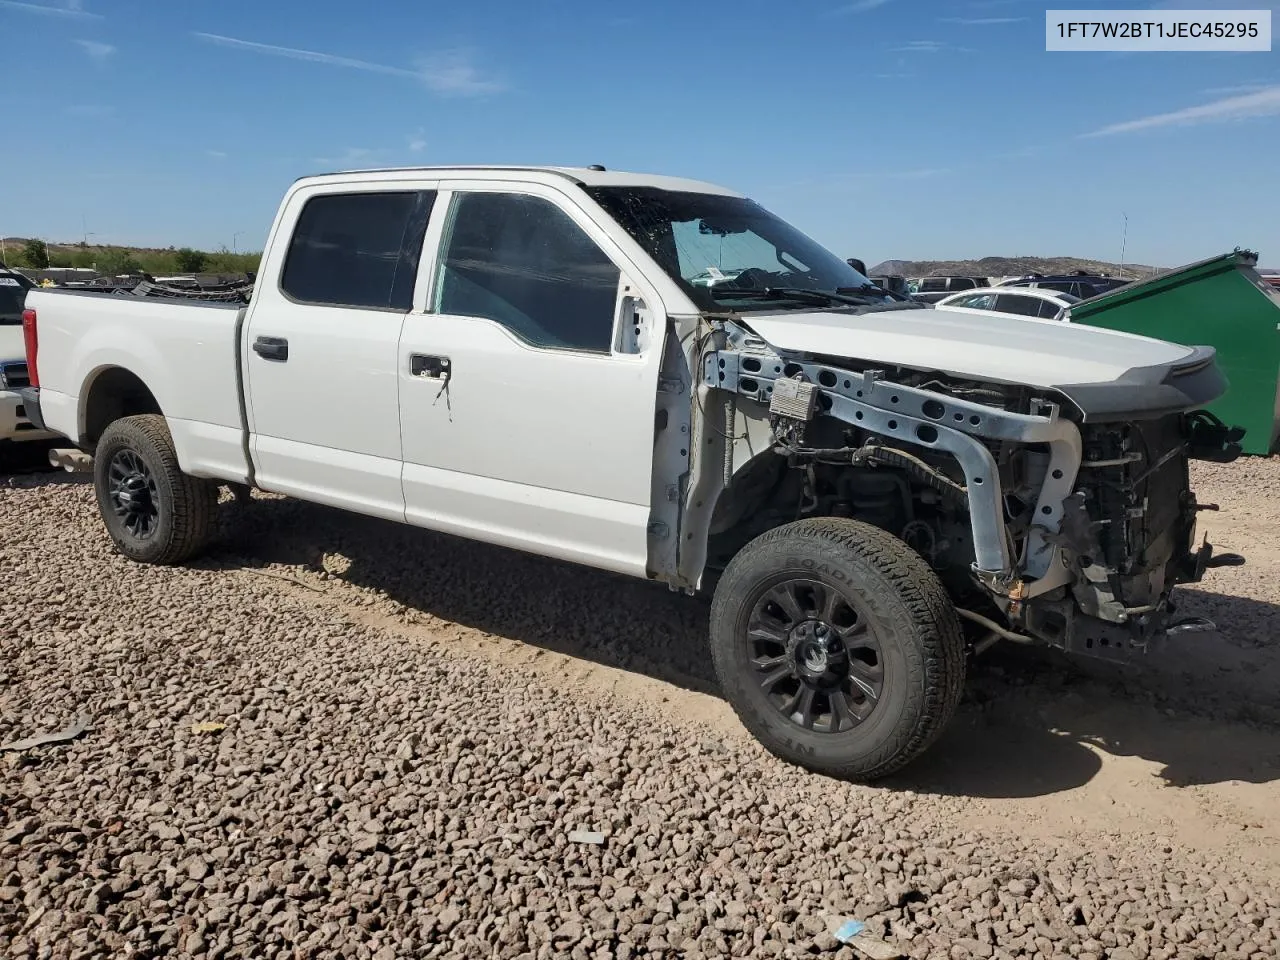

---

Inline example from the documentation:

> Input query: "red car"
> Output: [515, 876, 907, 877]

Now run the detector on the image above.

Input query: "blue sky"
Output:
[2, 0, 1278, 267]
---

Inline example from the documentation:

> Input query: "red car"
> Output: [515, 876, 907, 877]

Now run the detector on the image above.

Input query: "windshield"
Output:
[584, 186, 889, 312]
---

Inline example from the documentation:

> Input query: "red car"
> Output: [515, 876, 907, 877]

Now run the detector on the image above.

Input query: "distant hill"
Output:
[868, 256, 1161, 279]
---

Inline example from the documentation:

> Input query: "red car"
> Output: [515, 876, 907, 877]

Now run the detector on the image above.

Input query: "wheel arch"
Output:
[79, 365, 164, 450]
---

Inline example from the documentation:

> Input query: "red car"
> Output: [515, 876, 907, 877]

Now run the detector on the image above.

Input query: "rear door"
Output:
[244, 181, 436, 520]
[396, 181, 667, 576]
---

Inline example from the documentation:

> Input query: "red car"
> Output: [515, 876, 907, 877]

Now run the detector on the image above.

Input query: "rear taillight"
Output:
[21, 308, 38, 388]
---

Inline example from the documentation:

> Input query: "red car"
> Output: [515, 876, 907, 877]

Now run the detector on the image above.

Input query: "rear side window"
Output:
[950, 278, 977, 291]
[281, 191, 435, 309]
[435, 192, 621, 353]
[920, 278, 947, 292]
[1036, 298, 1063, 319]
[995, 294, 1043, 317]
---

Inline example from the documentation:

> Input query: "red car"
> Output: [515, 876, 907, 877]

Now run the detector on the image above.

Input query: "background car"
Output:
[998, 273, 1130, 299]
[909, 275, 991, 303]
[870, 274, 909, 297]
[934, 286, 1079, 321]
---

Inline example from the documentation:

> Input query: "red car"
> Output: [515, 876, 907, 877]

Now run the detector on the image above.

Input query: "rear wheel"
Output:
[93, 414, 217, 565]
[710, 517, 965, 781]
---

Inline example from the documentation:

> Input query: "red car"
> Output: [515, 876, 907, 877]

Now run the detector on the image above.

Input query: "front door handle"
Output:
[253, 336, 289, 362]
[410, 354, 450, 380]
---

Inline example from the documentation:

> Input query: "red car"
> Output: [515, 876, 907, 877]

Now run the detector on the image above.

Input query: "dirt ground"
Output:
[2, 453, 1278, 959]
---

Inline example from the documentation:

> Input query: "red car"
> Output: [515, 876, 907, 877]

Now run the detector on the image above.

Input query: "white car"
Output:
[934, 286, 1079, 321]
[20, 164, 1240, 780]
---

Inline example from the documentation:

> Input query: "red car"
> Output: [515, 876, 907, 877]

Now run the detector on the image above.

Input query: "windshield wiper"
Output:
[838, 284, 910, 302]
[710, 286, 875, 307]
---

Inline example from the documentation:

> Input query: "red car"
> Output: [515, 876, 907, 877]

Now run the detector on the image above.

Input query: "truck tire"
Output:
[92, 414, 217, 565]
[709, 517, 965, 781]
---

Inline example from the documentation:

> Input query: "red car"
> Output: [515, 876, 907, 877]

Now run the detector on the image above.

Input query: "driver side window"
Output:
[435, 192, 621, 353]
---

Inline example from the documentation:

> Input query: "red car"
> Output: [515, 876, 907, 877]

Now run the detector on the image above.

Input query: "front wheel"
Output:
[710, 518, 965, 781]
[93, 414, 217, 565]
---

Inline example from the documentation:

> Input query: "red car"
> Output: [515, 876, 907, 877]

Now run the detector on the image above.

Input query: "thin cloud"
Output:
[193, 32, 502, 96]
[940, 16, 1025, 24]
[892, 39, 974, 53]
[1083, 86, 1280, 137]
[415, 51, 503, 96]
[892, 40, 946, 52]
[314, 134, 431, 168]
[195, 33, 418, 78]
[1203, 82, 1273, 96]
[74, 38, 114, 61]
[834, 0, 892, 12]
[206, 149, 228, 159]
[311, 147, 379, 167]
[0, 0, 100, 17]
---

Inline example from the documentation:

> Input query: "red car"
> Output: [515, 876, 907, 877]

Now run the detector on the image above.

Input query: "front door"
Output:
[244, 183, 435, 520]
[397, 183, 666, 576]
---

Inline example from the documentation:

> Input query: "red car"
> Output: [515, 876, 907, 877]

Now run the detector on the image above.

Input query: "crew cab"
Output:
[19, 165, 1244, 780]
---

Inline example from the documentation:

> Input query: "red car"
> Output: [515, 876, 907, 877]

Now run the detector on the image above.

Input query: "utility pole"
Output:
[233, 231, 244, 254]
[1119, 213, 1129, 277]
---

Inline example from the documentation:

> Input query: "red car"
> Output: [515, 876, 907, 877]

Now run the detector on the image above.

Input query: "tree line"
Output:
[2, 239, 261, 276]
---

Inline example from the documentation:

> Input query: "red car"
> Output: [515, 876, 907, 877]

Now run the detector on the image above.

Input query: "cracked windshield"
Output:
[587, 187, 893, 311]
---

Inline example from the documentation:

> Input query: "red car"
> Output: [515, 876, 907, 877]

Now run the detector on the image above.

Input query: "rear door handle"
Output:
[410, 354, 450, 379]
[253, 336, 289, 362]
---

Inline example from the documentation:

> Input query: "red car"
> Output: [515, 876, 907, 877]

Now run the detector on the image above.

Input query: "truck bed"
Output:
[24, 288, 251, 482]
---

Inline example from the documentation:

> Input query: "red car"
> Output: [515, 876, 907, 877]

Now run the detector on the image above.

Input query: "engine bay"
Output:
[699, 323, 1246, 661]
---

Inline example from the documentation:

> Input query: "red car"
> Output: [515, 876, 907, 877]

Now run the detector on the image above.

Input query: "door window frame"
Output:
[255, 176, 442, 315]
[412, 180, 666, 361]
[278, 189, 436, 312]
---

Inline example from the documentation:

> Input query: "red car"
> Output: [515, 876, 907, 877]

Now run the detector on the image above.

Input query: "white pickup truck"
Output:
[20, 165, 1245, 780]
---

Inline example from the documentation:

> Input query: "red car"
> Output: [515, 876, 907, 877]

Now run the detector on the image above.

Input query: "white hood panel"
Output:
[741, 307, 1195, 388]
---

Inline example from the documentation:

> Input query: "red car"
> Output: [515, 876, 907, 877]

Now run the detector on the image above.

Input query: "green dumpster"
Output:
[1068, 249, 1280, 455]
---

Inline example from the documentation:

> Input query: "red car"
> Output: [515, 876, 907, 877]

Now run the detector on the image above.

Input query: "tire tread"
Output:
[94, 414, 216, 565]
[710, 517, 965, 781]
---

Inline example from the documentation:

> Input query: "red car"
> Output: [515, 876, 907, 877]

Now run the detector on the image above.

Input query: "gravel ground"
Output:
[3, 458, 1280, 959]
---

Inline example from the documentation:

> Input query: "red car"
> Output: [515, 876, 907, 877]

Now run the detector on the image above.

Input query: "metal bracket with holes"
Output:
[701, 345, 1083, 590]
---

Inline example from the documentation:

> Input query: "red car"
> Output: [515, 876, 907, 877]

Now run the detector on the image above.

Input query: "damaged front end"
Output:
[1021, 411, 1246, 661]
[698, 321, 1246, 663]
